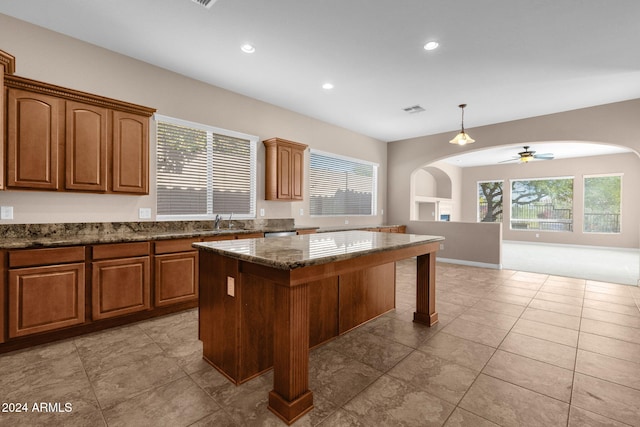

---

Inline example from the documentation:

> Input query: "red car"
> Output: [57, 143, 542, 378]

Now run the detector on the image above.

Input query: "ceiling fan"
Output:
[499, 146, 554, 163]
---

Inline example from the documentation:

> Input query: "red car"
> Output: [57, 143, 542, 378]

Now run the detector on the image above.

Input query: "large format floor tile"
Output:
[2, 259, 638, 426]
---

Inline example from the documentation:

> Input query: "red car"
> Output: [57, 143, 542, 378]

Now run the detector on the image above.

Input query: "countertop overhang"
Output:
[193, 230, 444, 270]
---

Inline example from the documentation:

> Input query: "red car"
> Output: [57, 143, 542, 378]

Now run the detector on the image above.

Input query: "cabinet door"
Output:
[154, 251, 198, 307]
[112, 111, 149, 194]
[92, 256, 150, 320]
[6, 88, 61, 190]
[277, 144, 292, 199]
[65, 101, 108, 191]
[8, 263, 85, 338]
[0, 251, 6, 343]
[291, 146, 304, 200]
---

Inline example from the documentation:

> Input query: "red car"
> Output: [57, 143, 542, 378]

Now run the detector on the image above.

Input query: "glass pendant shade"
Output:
[449, 104, 475, 145]
[449, 131, 475, 145]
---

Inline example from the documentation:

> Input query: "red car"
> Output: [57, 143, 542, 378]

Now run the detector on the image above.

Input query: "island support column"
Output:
[413, 252, 439, 326]
[268, 281, 314, 424]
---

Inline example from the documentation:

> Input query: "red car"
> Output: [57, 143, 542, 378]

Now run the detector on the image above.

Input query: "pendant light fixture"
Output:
[449, 103, 475, 145]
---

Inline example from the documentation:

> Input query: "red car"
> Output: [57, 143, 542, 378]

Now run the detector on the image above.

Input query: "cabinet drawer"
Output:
[201, 235, 235, 242]
[9, 246, 86, 268]
[92, 256, 151, 320]
[8, 263, 85, 337]
[154, 238, 199, 255]
[92, 242, 150, 260]
[236, 232, 264, 239]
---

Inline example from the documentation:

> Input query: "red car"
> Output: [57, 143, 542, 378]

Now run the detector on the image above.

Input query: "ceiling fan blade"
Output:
[534, 153, 554, 160]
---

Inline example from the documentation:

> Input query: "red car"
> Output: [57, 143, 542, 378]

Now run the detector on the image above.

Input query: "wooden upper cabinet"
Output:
[66, 101, 108, 191]
[264, 137, 307, 201]
[3, 74, 155, 195]
[112, 111, 149, 194]
[0, 50, 16, 191]
[6, 88, 62, 190]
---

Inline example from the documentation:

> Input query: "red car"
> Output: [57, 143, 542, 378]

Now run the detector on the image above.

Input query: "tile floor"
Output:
[1, 259, 640, 426]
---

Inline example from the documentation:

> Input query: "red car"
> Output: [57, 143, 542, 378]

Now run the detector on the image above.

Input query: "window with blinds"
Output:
[156, 115, 257, 219]
[309, 149, 378, 216]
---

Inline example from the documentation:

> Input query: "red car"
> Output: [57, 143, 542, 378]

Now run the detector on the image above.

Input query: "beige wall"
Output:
[0, 14, 387, 227]
[389, 99, 640, 250]
[408, 221, 502, 267]
[460, 153, 639, 248]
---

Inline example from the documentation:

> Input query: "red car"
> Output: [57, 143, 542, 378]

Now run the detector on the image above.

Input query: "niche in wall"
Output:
[411, 165, 455, 221]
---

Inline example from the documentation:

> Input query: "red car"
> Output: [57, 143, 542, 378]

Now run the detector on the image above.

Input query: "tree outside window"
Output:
[584, 175, 621, 233]
[478, 181, 503, 222]
[511, 177, 573, 231]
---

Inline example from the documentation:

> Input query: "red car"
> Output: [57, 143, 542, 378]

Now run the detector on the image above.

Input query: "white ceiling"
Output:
[441, 142, 633, 168]
[2, 0, 640, 148]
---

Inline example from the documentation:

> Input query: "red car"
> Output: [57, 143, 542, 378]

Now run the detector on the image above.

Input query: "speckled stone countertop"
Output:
[315, 224, 405, 233]
[0, 219, 313, 250]
[193, 230, 443, 270]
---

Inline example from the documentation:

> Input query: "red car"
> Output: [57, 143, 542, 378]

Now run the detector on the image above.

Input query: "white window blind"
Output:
[156, 115, 257, 219]
[309, 150, 378, 216]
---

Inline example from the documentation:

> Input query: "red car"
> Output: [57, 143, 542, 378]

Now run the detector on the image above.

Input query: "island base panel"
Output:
[268, 390, 314, 425]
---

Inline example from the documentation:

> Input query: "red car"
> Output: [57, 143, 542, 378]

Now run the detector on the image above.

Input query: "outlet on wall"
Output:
[299, 208, 304, 216]
[1, 206, 14, 220]
[139, 208, 151, 219]
[439, 243, 444, 250]
[260, 208, 265, 217]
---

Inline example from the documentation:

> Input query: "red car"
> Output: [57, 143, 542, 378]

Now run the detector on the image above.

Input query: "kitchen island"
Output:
[194, 230, 443, 424]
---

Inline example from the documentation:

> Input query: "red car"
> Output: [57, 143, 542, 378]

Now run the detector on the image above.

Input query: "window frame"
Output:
[583, 173, 623, 234]
[155, 114, 258, 220]
[509, 176, 574, 232]
[477, 180, 504, 223]
[309, 149, 379, 217]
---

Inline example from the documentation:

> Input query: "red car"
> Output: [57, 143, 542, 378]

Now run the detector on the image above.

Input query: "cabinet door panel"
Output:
[66, 101, 108, 191]
[112, 111, 149, 194]
[8, 263, 85, 338]
[7, 89, 61, 189]
[277, 145, 291, 199]
[92, 256, 150, 320]
[292, 147, 304, 200]
[155, 252, 198, 306]
[0, 251, 6, 343]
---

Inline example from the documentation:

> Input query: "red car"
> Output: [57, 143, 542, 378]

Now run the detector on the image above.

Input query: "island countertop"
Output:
[192, 230, 444, 270]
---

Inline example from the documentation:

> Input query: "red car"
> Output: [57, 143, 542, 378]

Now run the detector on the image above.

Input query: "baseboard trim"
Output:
[436, 257, 502, 270]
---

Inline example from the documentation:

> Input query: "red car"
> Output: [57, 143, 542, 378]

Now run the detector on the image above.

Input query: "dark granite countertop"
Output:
[0, 220, 405, 250]
[0, 219, 305, 250]
[193, 230, 443, 270]
[315, 224, 405, 233]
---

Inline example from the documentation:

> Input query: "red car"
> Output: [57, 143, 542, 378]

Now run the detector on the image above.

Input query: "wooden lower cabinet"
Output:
[8, 263, 85, 338]
[0, 251, 5, 343]
[92, 256, 151, 320]
[154, 238, 199, 307]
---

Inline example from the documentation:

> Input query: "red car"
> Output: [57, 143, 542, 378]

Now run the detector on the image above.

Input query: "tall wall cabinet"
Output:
[0, 50, 16, 191]
[263, 137, 307, 201]
[4, 74, 155, 194]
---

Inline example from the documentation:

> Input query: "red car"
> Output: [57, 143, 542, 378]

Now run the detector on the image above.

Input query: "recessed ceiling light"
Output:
[322, 83, 334, 90]
[241, 43, 255, 53]
[423, 41, 439, 51]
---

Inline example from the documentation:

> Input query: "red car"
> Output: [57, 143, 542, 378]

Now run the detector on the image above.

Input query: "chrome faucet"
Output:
[214, 214, 221, 230]
[228, 213, 233, 229]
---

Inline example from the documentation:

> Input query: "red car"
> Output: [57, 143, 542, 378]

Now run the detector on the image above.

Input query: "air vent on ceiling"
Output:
[403, 105, 425, 114]
[192, 0, 218, 9]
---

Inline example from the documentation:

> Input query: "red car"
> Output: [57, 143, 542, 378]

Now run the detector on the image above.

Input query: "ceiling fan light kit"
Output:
[449, 104, 475, 145]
